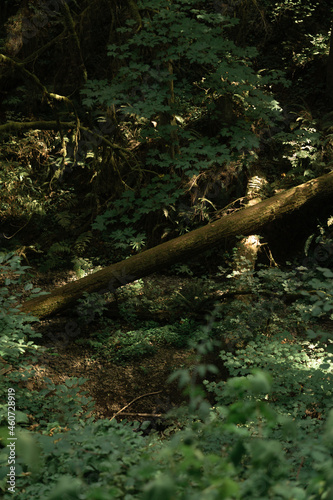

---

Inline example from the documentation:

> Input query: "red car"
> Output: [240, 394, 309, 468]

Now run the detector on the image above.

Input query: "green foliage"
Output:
[1, 257, 333, 498]
[298, 267, 333, 320]
[38, 240, 72, 272]
[103, 328, 157, 363]
[72, 257, 102, 278]
[39, 230, 95, 272]
[207, 332, 333, 417]
[0, 252, 43, 430]
[0, 160, 45, 219]
[5, 363, 333, 499]
[3, 2, 333, 496]
[85, 0, 288, 241]
[74, 231, 93, 255]
[267, 0, 320, 23]
[92, 174, 182, 251]
[171, 264, 194, 276]
[1, 418, 147, 499]
[79, 318, 203, 364]
[114, 276, 218, 323]
[0, 132, 51, 220]
[0, 373, 94, 433]
[76, 292, 108, 325]
[169, 279, 216, 314]
[293, 32, 330, 67]
[0, 251, 44, 362]
[54, 211, 72, 229]
[0, 253, 95, 454]
[106, 228, 146, 252]
[266, 107, 330, 183]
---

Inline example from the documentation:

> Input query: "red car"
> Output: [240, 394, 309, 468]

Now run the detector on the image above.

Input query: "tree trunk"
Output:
[20, 171, 333, 319]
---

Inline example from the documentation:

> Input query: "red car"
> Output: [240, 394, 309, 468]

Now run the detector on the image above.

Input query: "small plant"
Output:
[294, 267, 333, 349]
[38, 240, 72, 272]
[80, 319, 204, 364]
[72, 257, 102, 278]
[169, 279, 216, 314]
[171, 263, 194, 276]
[76, 291, 108, 324]
[303, 217, 333, 268]
[109, 329, 156, 364]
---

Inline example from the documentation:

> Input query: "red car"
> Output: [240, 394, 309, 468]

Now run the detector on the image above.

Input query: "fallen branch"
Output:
[19, 170, 333, 320]
[110, 390, 162, 421]
[113, 412, 163, 418]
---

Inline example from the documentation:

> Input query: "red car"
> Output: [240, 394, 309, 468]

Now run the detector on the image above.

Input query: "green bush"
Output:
[2, 252, 333, 499]
[0, 251, 44, 363]
[87, 0, 288, 244]
[79, 318, 204, 364]
[3, 366, 333, 499]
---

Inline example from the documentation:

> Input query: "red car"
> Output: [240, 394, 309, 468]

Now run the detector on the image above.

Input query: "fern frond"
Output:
[74, 231, 93, 254]
[55, 211, 72, 229]
[49, 241, 71, 254]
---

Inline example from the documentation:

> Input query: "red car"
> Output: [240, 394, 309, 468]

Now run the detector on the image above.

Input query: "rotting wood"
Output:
[19, 170, 333, 319]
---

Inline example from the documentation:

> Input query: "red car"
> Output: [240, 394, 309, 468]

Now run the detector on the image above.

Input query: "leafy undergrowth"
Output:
[1, 252, 333, 499]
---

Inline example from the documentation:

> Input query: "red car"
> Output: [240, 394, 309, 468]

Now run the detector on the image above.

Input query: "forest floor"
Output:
[17, 269, 218, 431]
[27, 335, 192, 425]
[6, 264, 333, 434]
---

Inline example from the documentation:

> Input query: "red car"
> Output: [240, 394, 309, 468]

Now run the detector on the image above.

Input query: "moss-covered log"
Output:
[20, 170, 333, 319]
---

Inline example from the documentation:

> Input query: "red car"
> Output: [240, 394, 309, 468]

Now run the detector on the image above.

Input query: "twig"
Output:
[3, 216, 32, 239]
[110, 390, 162, 421]
[296, 456, 304, 480]
[115, 412, 163, 417]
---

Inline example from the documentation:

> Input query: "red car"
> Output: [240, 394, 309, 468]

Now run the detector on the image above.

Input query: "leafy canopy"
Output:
[82, 0, 289, 246]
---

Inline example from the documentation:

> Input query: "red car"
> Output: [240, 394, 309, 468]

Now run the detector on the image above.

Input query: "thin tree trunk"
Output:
[20, 170, 333, 319]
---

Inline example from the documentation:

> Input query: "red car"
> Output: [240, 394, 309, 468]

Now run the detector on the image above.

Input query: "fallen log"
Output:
[20, 170, 333, 319]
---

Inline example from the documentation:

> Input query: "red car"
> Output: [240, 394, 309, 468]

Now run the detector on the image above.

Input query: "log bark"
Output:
[20, 170, 333, 319]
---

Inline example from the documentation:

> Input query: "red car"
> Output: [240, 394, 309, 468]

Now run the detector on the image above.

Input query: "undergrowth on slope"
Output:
[1, 252, 333, 499]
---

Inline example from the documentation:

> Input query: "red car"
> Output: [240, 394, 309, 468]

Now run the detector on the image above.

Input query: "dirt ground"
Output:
[0, 266, 231, 434]
[13, 270, 218, 431]
[4, 265, 333, 434]
[30, 320, 194, 423]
